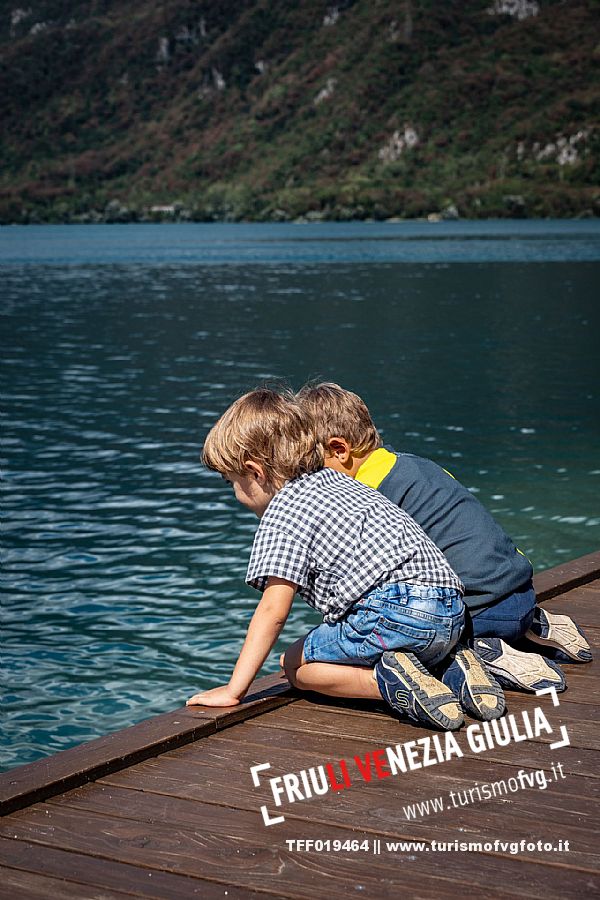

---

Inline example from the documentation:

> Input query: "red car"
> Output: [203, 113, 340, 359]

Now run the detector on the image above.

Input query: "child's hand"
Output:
[186, 685, 241, 707]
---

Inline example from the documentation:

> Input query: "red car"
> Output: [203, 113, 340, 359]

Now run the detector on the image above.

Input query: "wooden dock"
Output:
[1, 552, 599, 899]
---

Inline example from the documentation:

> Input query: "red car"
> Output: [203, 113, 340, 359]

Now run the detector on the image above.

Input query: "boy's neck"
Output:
[325, 448, 376, 479]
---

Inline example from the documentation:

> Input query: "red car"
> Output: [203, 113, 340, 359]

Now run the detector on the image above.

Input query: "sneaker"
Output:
[440, 647, 506, 721]
[525, 608, 592, 663]
[473, 637, 566, 693]
[375, 651, 464, 731]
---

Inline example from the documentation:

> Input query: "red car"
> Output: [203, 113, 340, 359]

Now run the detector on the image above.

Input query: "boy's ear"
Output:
[325, 437, 352, 463]
[244, 461, 267, 482]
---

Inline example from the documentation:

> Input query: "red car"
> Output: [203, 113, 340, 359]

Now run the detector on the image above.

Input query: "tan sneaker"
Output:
[525, 608, 592, 663]
[473, 638, 566, 692]
[441, 647, 506, 720]
[375, 651, 464, 731]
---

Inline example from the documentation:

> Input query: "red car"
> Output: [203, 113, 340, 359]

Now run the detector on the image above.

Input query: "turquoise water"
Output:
[1, 220, 600, 265]
[2, 221, 599, 770]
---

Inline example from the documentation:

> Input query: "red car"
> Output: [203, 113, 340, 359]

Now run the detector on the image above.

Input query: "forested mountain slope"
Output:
[1, 0, 598, 222]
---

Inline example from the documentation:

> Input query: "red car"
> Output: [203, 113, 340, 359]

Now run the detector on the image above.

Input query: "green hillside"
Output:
[1, 0, 598, 223]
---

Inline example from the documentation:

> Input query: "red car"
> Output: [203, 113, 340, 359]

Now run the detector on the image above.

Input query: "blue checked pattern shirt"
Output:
[246, 468, 463, 623]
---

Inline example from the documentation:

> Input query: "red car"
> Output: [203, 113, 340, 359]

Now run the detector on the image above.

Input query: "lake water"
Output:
[2, 220, 599, 770]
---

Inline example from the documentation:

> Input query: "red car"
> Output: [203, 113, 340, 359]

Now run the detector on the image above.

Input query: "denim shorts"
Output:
[303, 582, 464, 668]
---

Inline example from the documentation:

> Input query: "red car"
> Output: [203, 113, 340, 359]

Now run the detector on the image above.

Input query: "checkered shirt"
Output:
[246, 468, 463, 624]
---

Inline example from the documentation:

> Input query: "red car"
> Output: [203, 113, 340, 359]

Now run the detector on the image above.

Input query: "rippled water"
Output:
[2, 221, 599, 770]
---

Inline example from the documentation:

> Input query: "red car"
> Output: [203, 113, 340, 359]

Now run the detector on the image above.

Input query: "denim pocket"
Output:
[340, 608, 381, 652]
[360, 615, 436, 659]
[345, 606, 380, 633]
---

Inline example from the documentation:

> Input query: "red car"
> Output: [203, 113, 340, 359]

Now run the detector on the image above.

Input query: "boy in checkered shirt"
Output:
[187, 389, 504, 730]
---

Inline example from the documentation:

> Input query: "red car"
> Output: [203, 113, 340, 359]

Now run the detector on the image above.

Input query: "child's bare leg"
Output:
[281, 637, 380, 700]
[281, 636, 464, 731]
[295, 660, 381, 698]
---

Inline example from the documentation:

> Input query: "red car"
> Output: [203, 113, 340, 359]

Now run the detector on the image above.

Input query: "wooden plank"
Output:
[167, 720, 600, 800]
[96, 743, 599, 837]
[1, 801, 596, 898]
[50, 767, 600, 860]
[0, 867, 134, 900]
[534, 550, 600, 601]
[0, 672, 294, 817]
[547, 671, 600, 706]
[536, 585, 600, 628]
[199, 722, 600, 784]
[242, 691, 600, 751]
[248, 719, 600, 778]
[0, 836, 269, 900]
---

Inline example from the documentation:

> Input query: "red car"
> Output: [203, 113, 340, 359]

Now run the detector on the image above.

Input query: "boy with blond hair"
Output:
[296, 382, 591, 709]
[187, 388, 502, 730]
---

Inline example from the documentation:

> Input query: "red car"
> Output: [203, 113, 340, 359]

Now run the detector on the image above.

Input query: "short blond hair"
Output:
[202, 388, 323, 487]
[296, 382, 381, 455]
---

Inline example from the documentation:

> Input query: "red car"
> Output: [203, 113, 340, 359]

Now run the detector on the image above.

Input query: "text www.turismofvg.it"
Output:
[402, 760, 566, 820]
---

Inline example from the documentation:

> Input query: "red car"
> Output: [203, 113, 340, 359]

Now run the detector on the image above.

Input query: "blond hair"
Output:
[296, 382, 381, 455]
[202, 388, 323, 487]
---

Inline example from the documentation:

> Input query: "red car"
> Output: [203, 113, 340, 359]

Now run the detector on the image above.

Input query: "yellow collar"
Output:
[355, 447, 397, 489]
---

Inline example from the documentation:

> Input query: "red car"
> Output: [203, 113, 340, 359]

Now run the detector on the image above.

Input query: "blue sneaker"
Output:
[440, 646, 505, 721]
[375, 651, 464, 731]
[525, 608, 592, 663]
[473, 637, 566, 693]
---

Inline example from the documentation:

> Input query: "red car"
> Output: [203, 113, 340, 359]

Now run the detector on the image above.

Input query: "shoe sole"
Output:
[455, 649, 506, 720]
[381, 652, 464, 731]
[474, 639, 566, 693]
[526, 610, 592, 662]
